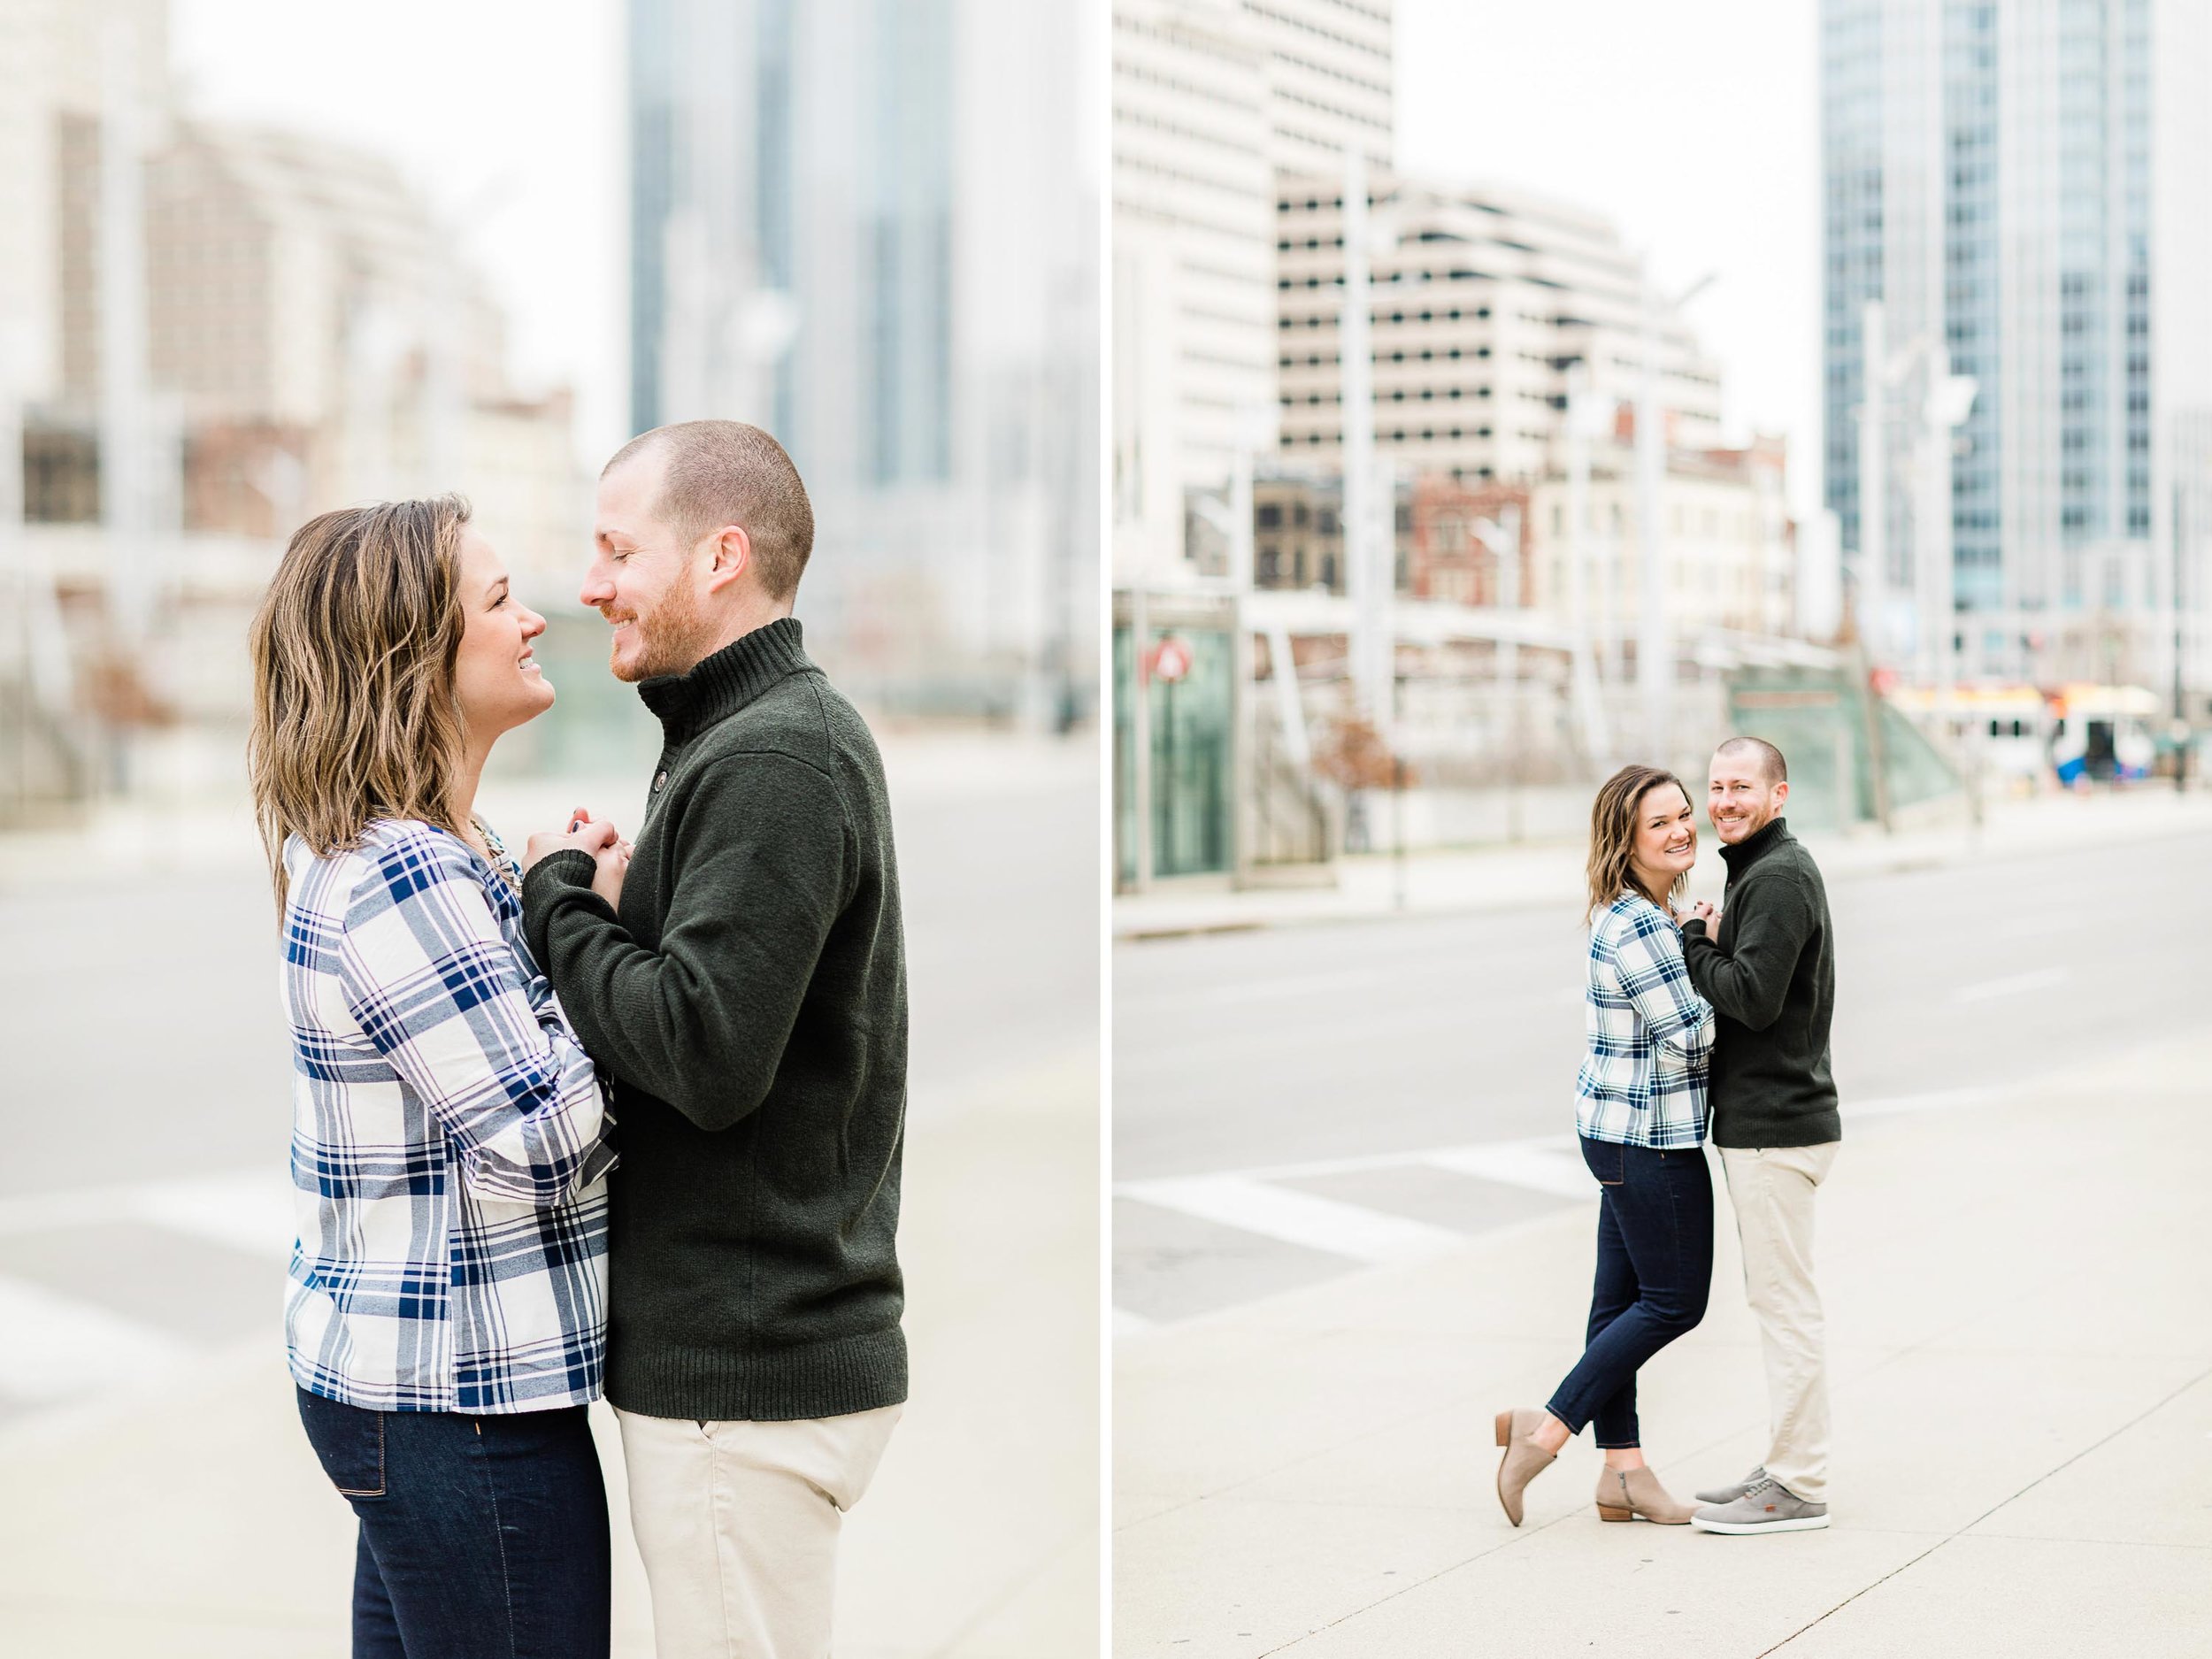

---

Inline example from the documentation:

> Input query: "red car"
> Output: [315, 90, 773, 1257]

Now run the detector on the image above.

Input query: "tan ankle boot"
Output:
[1594, 1464, 1696, 1525]
[1494, 1409, 1557, 1527]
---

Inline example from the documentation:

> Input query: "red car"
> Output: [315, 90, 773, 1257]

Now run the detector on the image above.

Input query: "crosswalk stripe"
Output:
[130, 1171, 296, 1262]
[1419, 1139, 1595, 1199]
[1116, 1173, 1466, 1264]
[0, 1273, 199, 1407]
[0, 1170, 295, 1261]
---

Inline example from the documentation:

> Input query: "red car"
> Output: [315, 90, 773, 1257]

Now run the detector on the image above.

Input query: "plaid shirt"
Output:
[280, 820, 617, 1413]
[1575, 893, 1717, 1149]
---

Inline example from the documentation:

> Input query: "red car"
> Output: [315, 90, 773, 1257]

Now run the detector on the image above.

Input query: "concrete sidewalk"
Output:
[1113, 1037, 2212, 1657]
[0, 1048, 1099, 1657]
[1115, 787, 2212, 939]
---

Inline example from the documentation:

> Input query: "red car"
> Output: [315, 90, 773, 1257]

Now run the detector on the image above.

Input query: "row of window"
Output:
[1292, 389, 1495, 407]
[1282, 427, 1533, 452]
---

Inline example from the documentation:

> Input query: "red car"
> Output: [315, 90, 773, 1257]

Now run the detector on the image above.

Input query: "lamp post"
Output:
[1638, 267, 1716, 765]
[1471, 504, 1524, 839]
[1565, 361, 1614, 771]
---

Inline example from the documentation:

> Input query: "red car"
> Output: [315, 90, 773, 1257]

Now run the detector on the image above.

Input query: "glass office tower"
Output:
[1822, 0, 2212, 687]
[626, 0, 1097, 721]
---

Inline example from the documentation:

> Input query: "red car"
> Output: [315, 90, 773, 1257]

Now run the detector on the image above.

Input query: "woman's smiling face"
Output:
[452, 530, 555, 745]
[1629, 780, 1697, 901]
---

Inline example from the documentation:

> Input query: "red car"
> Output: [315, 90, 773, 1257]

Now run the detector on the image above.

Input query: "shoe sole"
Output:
[1690, 1514, 1830, 1534]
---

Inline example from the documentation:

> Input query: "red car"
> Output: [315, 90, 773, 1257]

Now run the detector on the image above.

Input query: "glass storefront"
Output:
[1112, 618, 1234, 885]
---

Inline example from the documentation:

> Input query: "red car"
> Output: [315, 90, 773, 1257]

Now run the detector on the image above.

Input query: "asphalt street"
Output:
[1112, 824, 2212, 1329]
[0, 737, 1099, 1429]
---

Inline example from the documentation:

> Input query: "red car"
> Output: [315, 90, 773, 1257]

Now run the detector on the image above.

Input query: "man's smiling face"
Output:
[583, 447, 711, 683]
[1708, 746, 1789, 845]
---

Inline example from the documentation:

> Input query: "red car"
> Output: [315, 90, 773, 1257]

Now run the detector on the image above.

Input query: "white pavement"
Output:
[0, 733, 1102, 1655]
[0, 1048, 1097, 1658]
[1115, 786, 2212, 940]
[1113, 1036, 2212, 1657]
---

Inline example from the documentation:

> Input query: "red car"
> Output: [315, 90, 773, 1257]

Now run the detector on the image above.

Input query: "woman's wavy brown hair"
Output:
[248, 496, 472, 910]
[1585, 763, 1694, 922]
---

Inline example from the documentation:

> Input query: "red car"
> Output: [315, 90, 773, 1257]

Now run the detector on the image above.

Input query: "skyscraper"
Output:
[629, 0, 1097, 719]
[1822, 0, 2212, 687]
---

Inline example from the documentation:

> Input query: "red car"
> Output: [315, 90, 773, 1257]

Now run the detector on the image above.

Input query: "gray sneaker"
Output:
[1694, 1464, 1767, 1506]
[1690, 1474, 1829, 1534]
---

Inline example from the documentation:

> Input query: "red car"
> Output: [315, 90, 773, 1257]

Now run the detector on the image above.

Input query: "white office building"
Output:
[1275, 173, 1724, 484]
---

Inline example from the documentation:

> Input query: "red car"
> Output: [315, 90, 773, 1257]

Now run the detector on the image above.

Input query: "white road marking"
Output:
[0, 1274, 198, 1407]
[1115, 1173, 1466, 1265]
[0, 1170, 295, 1260]
[1112, 1307, 1156, 1339]
[1421, 1139, 1594, 1199]
[131, 1171, 296, 1261]
[1850, 1087, 1998, 1118]
[1174, 966, 1387, 1009]
[1952, 967, 2070, 1004]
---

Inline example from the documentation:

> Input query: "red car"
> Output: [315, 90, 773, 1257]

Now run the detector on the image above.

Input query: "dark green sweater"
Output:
[522, 617, 907, 1422]
[1680, 817, 1841, 1148]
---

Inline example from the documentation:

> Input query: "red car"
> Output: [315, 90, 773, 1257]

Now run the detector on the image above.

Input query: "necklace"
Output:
[471, 818, 523, 890]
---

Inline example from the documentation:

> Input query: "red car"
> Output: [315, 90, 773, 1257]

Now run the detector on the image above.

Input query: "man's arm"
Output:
[1680, 869, 1814, 1031]
[523, 753, 849, 1133]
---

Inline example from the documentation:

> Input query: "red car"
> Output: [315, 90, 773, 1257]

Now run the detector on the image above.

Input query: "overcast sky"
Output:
[170, 0, 628, 465]
[1396, 0, 1824, 521]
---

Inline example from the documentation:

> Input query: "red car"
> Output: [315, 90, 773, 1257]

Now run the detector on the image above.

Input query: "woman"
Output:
[1494, 764, 1717, 1528]
[249, 496, 625, 1658]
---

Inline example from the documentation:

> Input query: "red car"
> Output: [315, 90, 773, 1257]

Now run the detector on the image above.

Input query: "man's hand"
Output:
[523, 808, 620, 874]
[1691, 900, 1720, 927]
[591, 836, 634, 912]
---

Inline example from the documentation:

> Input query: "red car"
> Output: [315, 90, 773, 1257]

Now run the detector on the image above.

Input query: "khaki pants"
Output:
[1718, 1141, 1839, 1503]
[616, 1402, 902, 1659]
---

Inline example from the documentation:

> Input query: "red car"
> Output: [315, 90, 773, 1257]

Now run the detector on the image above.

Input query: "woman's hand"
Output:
[525, 808, 618, 873]
[591, 835, 633, 912]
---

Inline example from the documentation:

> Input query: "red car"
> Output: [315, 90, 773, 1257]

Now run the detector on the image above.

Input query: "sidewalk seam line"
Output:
[1755, 1358, 2212, 1657]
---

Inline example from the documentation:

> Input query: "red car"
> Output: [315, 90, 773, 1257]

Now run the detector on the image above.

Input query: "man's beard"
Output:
[610, 579, 710, 682]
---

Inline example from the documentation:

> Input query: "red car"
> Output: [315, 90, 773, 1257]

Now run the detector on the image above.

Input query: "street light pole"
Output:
[1566, 362, 1612, 772]
[1858, 300, 1889, 668]
[1341, 147, 1382, 730]
[1638, 268, 1715, 766]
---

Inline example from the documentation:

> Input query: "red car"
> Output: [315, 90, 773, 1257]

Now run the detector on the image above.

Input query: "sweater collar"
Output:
[635, 616, 814, 744]
[1718, 813, 1791, 872]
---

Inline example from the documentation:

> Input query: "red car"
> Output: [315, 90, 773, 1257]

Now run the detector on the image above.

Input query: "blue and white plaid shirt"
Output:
[1575, 893, 1717, 1149]
[280, 820, 616, 1413]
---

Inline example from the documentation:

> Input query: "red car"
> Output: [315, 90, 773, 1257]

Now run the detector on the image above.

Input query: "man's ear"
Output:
[1773, 779, 1791, 808]
[702, 524, 751, 595]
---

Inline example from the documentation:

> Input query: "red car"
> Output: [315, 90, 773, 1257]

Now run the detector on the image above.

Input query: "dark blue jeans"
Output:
[1544, 1136, 1714, 1448]
[296, 1387, 611, 1659]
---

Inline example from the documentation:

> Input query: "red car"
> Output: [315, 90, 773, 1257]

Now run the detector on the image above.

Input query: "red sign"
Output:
[1149, 637, 1194, 685]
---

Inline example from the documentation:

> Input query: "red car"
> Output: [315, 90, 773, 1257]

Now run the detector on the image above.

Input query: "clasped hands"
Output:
[523, 806, 634, 911]
[1670, 899, 1722, 929]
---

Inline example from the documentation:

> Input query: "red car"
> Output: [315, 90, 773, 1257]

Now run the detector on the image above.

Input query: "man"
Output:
[519, 420, 907, 1655]
[1677, 735, 1839, 1536]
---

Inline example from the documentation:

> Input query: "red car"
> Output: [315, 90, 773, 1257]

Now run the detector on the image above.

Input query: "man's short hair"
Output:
[1714, 735, 1788, 785]
[603, 420, 815, 600]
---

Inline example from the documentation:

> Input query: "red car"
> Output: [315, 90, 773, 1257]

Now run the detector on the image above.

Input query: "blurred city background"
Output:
[0, 1, 1099, 1653]
[1113, 0, 2209, 895]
